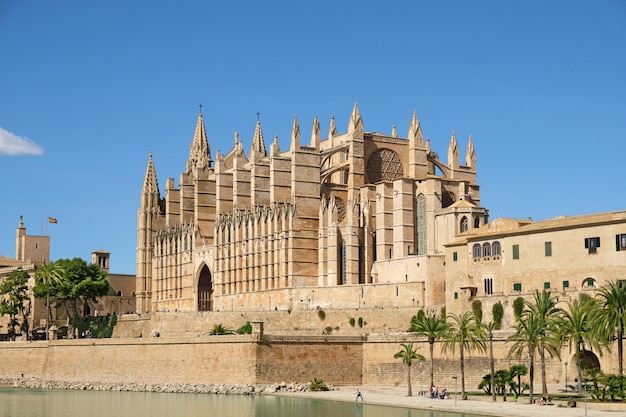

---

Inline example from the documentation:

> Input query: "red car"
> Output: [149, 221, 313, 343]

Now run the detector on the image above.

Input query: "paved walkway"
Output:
[274, 385, 625, 417]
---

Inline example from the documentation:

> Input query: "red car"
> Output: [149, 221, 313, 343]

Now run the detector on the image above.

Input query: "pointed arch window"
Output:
[474, 217, 480, 229]
[339, 239, 347, 285]
[415, 194, 427, 255]
[460, 216, 469, 233]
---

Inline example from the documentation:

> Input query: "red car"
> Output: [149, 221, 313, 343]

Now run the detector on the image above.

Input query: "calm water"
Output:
[0, 387, 485, 417]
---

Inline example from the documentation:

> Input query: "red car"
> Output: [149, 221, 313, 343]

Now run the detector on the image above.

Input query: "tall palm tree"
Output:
[442, 311, 486, 399]
[594, 280, 626, 375]
[409, 309, 449, 389]
[558, 297, 607, 394]
[34, 262, 64, 340]
[483, 321, 497, 401]
[526, 290, 562, 396]
[394, 343, 426, 397]
[508, 313, 543, 404]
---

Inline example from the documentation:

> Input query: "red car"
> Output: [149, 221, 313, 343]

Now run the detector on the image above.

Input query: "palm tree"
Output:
[409, 309, 449, 389]
[483, 321, 497, 402]
[558, 297, 607, 394]
[594, 280, 626, 375]
[34, 262, 64, 340]
[394, 343, 426, 396]
[526, 290, 562, 396]
[508, 313, 543, 404]
[442, 311, 486, 399]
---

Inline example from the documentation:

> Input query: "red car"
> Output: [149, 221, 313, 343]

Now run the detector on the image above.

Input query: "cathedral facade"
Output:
[136, 105, 488, 313]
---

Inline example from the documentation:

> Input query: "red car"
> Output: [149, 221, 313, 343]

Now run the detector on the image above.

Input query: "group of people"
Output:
[429, 386, 448, 400]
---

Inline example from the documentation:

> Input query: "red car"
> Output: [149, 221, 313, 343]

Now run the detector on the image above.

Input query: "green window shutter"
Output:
[544, 282, 550, 289]
[512, 244, 519, 260]
[513, 283, 522, 292]
[617, 234, 621, 251]
[453, 251, 458, 261]
[545, 241, 552, 257]
[563, 280, 569, 289]
[454, 292, 458, 299]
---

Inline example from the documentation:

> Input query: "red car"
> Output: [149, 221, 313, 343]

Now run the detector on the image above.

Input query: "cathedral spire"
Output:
[348, 103, 363, 134]
[465, 135, 476, 168]
[290, 115, 300, 150]
[328, 115, 337, 144]
[448, 131, 459, 170]
[249, 119, 267, 162]
[310, 116, 320, 151]
[408, 110, 423, 143]
[141, 152, 160, 208]
[185, 111, 212, 174]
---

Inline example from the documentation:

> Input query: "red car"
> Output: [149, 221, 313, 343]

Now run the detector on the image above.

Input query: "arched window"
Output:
[492, 241, 501, 258]
[474, 217, 481, 228]
[472, 244, 481, 260]
[583, 277, 596, 289]
[482, 242, 491, 258]
[415, 194, 427, 255]
[460, 216, 469, 233]
[339, 239, 347, 285]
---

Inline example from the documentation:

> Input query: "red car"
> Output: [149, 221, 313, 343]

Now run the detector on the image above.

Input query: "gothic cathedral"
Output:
[136, 104, 488, 313]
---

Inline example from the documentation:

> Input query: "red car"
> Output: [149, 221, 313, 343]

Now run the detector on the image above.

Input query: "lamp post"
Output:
[420, 360, 423, 395]
[564, 362, 568, 392]
[583, 381, 587, 417]
[453, 376, 458, 406]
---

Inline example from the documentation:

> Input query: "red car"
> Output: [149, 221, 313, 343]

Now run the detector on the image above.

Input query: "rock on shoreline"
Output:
[0, 377, 310, 395]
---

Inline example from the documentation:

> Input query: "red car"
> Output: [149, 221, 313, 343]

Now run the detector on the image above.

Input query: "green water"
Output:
[0, 387, 482, 417]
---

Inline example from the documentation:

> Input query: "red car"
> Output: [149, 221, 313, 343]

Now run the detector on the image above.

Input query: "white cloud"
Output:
[0, 126, 44, 155]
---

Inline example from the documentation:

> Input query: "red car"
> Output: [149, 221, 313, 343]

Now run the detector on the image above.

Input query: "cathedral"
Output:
[136, 104, 488, 313]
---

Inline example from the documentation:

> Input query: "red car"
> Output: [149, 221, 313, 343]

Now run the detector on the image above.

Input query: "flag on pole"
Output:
[48, 217, 58, 224]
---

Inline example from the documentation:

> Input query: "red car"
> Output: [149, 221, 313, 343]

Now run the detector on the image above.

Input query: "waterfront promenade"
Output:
[277, 384, 626, 417]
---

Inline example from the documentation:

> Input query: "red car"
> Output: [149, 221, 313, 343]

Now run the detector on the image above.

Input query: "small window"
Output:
[545, 241, 552, 257]
[544, 282, 551, 290]
[512, 244, 520, 260]
[453, 251, 458, 261]
[583, 278, 596, 288]
[616, 234, 626, 251]
[585, 237, 600, 254]
[484, 277, 493, 295]
[454, 292, 458, 299]
[563, 280, 570, 290]
[513, 282, 522, 292]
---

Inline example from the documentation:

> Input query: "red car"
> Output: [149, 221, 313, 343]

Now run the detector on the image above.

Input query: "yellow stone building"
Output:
[137, 104, 489, 313]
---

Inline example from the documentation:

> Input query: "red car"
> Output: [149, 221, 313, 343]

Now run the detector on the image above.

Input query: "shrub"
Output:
[513, 297, 525, 321]
[318, 309, 326, 320]
[358, 317, 363, 328]
[472, 299, 483, 323]
[349, 317, 355, 327]
[210, 324, 234, 335]
[309, 378, 329, 391]
[492, 302, 503, 330]
[324, 326, 333, 334]
[237, 322, 252, 334]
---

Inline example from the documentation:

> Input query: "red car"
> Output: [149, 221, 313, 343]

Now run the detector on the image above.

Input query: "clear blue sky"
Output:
[1, 1, 625, 274]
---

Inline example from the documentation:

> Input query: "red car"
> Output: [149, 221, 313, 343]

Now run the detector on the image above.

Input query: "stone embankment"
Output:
[1, 377, 310, 395]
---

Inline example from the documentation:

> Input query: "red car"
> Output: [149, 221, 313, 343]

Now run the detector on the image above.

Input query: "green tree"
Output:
[442, 311, 486, 399]
[471, 299, 483, 324]
[558, 297, 608, 394]
[409, 309, 449, 389]
[394, 343, 425, 397]
[0, 268, 31, 340]
[513, 297, 525, 321]
[509, 364, 528, 395]
[508, 313, 543, 404]
[33, 262, 64, 339]
[527, 290, 562, 396]
[594, 280, 626, 375]
[34, 258, 109, 338]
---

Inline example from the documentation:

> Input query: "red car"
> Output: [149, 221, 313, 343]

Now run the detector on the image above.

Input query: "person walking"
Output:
[356, 389, 364, 402]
